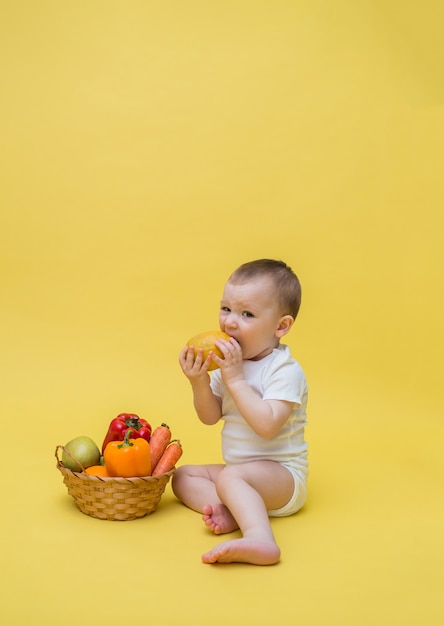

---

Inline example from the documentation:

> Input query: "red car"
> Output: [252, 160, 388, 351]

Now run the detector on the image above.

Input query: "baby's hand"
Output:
[179, 345, 212, 381]
[212, 337, 244, 384]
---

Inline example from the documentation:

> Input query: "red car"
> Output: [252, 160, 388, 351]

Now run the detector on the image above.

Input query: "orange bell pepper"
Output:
[104, 429, 151, 477]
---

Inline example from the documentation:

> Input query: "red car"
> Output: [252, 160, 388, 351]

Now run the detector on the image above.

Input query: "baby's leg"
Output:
[172, 463, 239, 534]
[202, 503, 238, 534]
[172, 463, 224, 511]
[202, 538, 280, 565]
[201, 461, 294, 565]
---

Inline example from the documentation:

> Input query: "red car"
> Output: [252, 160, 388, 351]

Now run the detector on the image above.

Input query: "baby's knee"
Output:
[171, 464, 199, 493]
[215, 465, 238, 495]
[171, 464, 187, 495]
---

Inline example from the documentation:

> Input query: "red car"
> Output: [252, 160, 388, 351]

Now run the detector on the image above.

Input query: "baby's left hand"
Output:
[212, 337, 244, 384]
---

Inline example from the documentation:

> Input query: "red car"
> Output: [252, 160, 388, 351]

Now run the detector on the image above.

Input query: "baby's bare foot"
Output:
[202, 538, 280, 565]
[202, 503, 239, 535]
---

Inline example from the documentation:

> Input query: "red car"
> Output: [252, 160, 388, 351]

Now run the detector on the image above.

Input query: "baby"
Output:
[172, 259, 308, 565]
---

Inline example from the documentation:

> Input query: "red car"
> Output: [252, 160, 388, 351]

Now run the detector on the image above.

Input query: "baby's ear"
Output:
[276, 315, 294, 337]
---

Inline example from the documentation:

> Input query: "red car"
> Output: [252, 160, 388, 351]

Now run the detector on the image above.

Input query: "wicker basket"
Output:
[55, 445, 175, 521]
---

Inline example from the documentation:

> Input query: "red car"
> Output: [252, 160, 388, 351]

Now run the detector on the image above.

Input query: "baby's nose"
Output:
[225, 313, 237, 328]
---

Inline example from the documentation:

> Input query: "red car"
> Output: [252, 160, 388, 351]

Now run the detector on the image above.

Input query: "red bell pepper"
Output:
[102, 413, 152, 453]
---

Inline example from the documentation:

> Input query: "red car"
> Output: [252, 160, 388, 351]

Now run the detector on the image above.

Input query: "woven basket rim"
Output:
[55, 445, 175, 483]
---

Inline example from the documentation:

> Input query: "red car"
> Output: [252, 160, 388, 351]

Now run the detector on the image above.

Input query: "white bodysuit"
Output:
[210, 344, 308, 516]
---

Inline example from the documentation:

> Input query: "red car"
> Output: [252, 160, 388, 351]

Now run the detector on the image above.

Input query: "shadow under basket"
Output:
[55, 446, 175, 521]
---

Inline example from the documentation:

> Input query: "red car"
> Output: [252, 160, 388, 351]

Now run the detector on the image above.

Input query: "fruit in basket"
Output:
[186, 330, 231, 370]
[62, 436, 101, 471]
[85, 465, 109, 477]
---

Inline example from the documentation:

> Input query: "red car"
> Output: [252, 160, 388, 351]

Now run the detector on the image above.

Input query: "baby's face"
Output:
[219, 276, 285, 360]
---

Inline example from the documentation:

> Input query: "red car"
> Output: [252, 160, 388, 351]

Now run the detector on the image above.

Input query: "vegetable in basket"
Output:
[104, 429, 151, 477]
[102, 413, 152, 453]
[149, 423, 171, 471]
[152, 440, 183, 475]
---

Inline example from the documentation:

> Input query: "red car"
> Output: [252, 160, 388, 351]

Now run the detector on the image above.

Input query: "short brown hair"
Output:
[228, 259, 302, 319]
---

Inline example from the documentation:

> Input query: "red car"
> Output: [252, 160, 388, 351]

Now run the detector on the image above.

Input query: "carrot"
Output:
[149, 423, 171, 473]
[152, 440, 183, 475]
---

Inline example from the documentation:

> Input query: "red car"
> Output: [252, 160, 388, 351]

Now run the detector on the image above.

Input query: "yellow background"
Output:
[1, 1, 443, 624]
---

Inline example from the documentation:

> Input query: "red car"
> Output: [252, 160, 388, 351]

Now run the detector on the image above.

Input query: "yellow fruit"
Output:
[186, 330, 231, 370]
[62, 436, 101, 471]
[85, 465, 109, 477]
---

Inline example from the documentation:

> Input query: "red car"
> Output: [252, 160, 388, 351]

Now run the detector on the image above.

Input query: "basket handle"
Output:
[55, 445, 87, 473]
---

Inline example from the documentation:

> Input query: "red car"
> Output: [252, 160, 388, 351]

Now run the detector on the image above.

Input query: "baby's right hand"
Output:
[179, 345, 212, 381]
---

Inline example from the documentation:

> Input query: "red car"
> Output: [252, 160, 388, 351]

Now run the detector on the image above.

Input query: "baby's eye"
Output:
[221, 306, 231, 312]
[242, 311, 254, 318]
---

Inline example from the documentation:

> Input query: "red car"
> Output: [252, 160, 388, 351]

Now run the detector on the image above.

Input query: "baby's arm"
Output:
[213, 338, 294, 438]
[179, 345, 222, 425]
[228, 381, 293, 438]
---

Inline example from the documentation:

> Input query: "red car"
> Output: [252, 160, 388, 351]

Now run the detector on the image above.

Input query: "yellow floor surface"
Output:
[1, 2, 443, 625]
